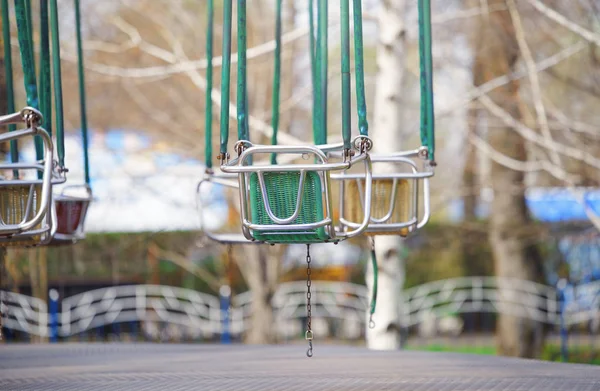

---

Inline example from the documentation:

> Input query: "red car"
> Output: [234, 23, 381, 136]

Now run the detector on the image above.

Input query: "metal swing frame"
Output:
[220, 137, 373, 244]
[332, 148, 433, 236]
[332, 0, 436, 237]
[48, 0, 92, 246]
[0, 108, 55, 246]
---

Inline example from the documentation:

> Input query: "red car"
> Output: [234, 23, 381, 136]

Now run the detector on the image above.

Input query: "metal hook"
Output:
[369, 316, 376, 329]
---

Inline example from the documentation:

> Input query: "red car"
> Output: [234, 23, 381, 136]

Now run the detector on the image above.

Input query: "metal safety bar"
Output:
[221, 137, 373, 243]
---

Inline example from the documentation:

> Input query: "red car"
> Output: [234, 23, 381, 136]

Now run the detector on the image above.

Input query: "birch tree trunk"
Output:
[366, 0, 408, 350]
[235, 245, 282, 344]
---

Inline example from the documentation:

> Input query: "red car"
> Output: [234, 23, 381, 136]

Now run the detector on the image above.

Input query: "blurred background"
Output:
[0, 0, 599, 366]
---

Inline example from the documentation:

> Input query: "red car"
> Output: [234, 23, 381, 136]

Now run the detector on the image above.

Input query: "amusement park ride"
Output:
[197, 0, 436, 357]
[0, 0, 436, 356]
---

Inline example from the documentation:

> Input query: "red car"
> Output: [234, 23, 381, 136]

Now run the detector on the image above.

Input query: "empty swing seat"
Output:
[345, 178, 412, 237]
[0, 108, 55, 247]
[196, 171, 262, 244]
[50, 186, 92, 245]
[221, 140, 373, 244]
[249, 171, 328, 243]
[333, 152, 433, 236]
[0, 184, 45, 246]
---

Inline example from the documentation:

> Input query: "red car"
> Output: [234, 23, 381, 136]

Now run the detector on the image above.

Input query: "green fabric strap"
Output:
[315, 0, 328, 145]
[353, 0, 368, 137]
[204, 0, 214, 169]
[38, 0, 51, 169]
[418, 0, 435, 162]
[237, 0, 249, 143]
[24, 0, 34, 75]
[1, 0, 19, 167]
[50, 0, 65, 168]
[308, 0, 318, 146]
[39, 0, 51, 135]
[74, 0, 90, 184]
[270, 0, 282, 164]
[219, 0, 233, 156]
[14, 0, 39, 115]
[340, 0, 351, 150]
[369, 247, 378, 321]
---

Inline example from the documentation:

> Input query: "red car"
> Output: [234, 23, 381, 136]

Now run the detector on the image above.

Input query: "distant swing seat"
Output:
[332, 149, 433, 237]
[49, 185, 92, 245]
[221, 138, 373, 244]
[0, 108, 55, 247]
[196, 171, 260, 244]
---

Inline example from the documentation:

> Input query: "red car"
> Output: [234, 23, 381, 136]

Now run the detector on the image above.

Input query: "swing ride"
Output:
[198, 0, 436, 356]
[1, 0, 436, 359]
[0, 0, 93, 247]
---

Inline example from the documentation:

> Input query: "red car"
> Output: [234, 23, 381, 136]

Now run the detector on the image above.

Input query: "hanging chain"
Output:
[305, 244, 313, 357]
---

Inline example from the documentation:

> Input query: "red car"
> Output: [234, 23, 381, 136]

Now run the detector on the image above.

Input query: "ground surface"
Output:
[1, 343, 599, 390]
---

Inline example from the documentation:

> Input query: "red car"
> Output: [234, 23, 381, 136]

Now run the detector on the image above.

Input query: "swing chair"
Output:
[218, 0, 373, 245]
[197, 0, 259, 245]
[0, 0, 58, 247]
[332, 0, 436, 237]
[49, 0, 93, 245]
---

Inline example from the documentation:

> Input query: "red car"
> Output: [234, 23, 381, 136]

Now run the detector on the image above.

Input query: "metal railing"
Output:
[1, 277, 598, 339]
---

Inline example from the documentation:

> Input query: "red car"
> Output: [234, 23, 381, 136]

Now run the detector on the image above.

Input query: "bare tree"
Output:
[365, 0, 408, 350]
[469, 0, 546, 358]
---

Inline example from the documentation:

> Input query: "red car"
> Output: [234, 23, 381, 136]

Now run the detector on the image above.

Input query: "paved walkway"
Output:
[1, 343, 599, 390]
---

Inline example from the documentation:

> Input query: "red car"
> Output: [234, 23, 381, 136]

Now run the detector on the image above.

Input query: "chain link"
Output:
[305, 244, 313, 357]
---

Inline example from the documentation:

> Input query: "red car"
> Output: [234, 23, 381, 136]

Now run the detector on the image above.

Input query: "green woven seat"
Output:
[249, 171, 329, 243]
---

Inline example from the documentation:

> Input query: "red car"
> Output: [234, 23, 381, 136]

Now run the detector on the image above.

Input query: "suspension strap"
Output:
[353, 0, 368, 138]
[418, 0, 435, 163]
[237, 0, 249, 143]
[15, 0, 40, 110]
[309, 0, 318, 146]
[219, 0, 233, 159]
[37, 0, 50, 169]
[1, 0, 19, 171]
[14, 0, 40, 139]
[314, 0, 328, 145]
[204, 0, 214, 169]
[305, 244, 313, 358]
[74, 0, 90, 184]
[340, 0, 351, 150]
[270, 0, 282, 164]
[50, 0, 65, 170]
[368, 237, 378, 328]
[24, 0, 35, 76]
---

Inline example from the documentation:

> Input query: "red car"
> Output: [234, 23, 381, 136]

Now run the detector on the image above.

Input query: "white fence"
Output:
[1, 278, 599, 338]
